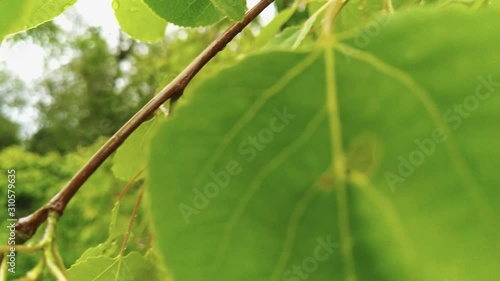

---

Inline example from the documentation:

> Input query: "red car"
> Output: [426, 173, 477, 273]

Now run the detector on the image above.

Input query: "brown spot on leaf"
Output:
[319, 174, 333, 190]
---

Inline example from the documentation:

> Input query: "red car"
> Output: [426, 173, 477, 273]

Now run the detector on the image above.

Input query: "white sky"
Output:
[0, 0, 276, 137]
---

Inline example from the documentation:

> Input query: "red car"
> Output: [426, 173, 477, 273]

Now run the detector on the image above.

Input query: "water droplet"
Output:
[130, 6, 139, 12]
[112, 0, 120, 10]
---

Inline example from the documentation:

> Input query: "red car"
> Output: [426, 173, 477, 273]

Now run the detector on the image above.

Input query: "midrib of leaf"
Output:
[336, 43, 500, 247]
[324, 45, 358, 281]
[91, 256, 130, 281]
[214, 109, 327, 269]
[114, 259, 121, 281]
[192, 52, 321, 189]
[348, 171, 415, 266]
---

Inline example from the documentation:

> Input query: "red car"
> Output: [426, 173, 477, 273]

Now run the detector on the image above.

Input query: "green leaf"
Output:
[144, 0, 222, 27]
[210, 0, 246, 20]
[72, 202, 125, 264]
[335, 0, 436, 31]
[336, 0, 386, 31]
[0, 1, 25, 42]
[308, 0, 327, 15]
[490, 0, 500, 10]
[68, 252, 163, 281]
[148, 7, 500, 281]
[262, 26, 302, 50]
[113, 0, 167, 42]
[112, 118, 161, 181]
[254, 6, 296, 48]
[26, 0, 77, 28]
[69, 202, 167, 280]
[0, 0, 76, 42]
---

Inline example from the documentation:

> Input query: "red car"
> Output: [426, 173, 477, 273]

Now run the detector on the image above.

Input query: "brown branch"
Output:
[15, 0, 274, 243]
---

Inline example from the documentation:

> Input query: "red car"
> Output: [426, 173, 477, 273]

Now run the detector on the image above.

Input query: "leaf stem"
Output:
[119, 185, 145, 257]
[384, 0, 394, 13]
[14, 0, 275, 243]
[322, 0, 349, 38]
[43, 212, 69, 281]
[23, 258, 45, 280]
[321, 1, 357, 277]
[117, 168, 144, 202]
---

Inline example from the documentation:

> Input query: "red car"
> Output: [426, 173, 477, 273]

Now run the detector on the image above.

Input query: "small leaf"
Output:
[210, 0, 246, 20]
[72, 202, 126, 264]
[68, 252, 163, 281]
[144, 0, 222, 27]
[254, 6, 296, 48]
[113, 0, 167, 42]
[262, 26, 313, 50]
[112, 118, 161, 181]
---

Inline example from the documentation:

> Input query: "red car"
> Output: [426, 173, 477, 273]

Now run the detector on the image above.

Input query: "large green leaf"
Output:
[0, 0, 76, 42]
[113, 0, 167, 42]
[148, 7, 500, 281]
[144, 0, 222, 27]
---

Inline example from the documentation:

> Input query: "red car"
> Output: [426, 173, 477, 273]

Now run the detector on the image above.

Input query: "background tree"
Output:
[0, 71, 23, 150]
[0, 114, 20, 150]
[26, 20, 247, 154]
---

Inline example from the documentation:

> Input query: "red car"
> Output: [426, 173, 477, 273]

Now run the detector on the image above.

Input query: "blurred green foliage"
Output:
[28, 26, 154, 154]
[0, 115, 20, 150]
[0, 139, 150, 279]
[0, 71, 24, 150]
[0, 13, 255, 279]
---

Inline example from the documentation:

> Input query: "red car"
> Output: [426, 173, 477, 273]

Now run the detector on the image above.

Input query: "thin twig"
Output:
[117, 168, 144, 202]
[0, 242, 45, 254]
[119, 184, 145, 257]
[21, 258, 45, 280]
[14, 0, 275, 243]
